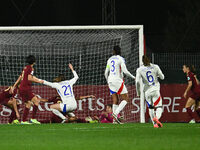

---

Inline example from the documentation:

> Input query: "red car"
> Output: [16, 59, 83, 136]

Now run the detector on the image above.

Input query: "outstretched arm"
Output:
[43, 80, 58, 89]
[28, 75, 43, 84]
[76, 95, 96, 100]
[121, 63, 135, 79]
[11, 75, 22, 93]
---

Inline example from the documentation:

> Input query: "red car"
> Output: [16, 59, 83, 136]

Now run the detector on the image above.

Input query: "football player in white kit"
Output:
[41, 63, 78, 123]
[105, 46, 135, 124]
[136, 55, 164, 128]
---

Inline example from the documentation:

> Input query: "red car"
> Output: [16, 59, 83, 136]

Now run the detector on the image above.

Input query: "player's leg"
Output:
[195, 100, 200, 118]
[145, 92, 156, 127]
[30, 96, 41, 124]
[111, 93, 119, 114]
[21, 101, 32, 124]
[114, 83, 129, 116]
[152, 91, 163, 127]
[7, 98, 20, 124]
[50, 103, 67, 123]
[108, 82, 119, 114]
[185, 97, 197, 123]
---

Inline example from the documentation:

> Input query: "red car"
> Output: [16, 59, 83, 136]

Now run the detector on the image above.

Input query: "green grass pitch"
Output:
[0, 123, 199, 150]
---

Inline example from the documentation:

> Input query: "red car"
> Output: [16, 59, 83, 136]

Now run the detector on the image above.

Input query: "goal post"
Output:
[0, 25, 144, 123]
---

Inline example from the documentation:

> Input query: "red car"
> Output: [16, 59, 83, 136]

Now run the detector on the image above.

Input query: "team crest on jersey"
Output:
[187, 77, 190, 80]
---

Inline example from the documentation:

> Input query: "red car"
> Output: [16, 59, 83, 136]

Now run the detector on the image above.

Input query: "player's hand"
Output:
[10, 86, 15, 94]
[69, 63, 74, 71]
[183, 92, 187, 98]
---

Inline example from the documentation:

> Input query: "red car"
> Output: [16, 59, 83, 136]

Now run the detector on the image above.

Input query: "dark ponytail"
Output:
[185, 64, 196, 74]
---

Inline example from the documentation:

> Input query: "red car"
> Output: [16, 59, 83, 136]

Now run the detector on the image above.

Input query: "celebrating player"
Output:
[12, 55, 43, 124]
[136, 55, 164, 128]
[41, 63, 79, 123]
[104, 45, 135, 124]
[0, 86, 20, 124]
[182, 65, 200, 123]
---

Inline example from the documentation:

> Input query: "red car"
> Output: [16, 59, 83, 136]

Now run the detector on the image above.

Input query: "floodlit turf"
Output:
[0, 123, 199, 150]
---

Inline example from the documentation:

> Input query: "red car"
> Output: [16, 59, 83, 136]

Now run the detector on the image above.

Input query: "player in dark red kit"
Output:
[12, 55, 43, 124]
[0, 86, 20, 124]
[182, 65, 200, 123]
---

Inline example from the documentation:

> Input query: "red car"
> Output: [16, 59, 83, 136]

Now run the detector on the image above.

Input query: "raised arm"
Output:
[68, 63, 79, 85]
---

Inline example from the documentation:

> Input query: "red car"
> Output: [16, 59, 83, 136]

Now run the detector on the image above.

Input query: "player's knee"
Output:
[149, 105, 154, 109]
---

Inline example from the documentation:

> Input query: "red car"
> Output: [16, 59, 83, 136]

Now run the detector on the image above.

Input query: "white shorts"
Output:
[108, 80, 128, 95]
[60, 100, 77, 113]
[145, 90, 162, 108]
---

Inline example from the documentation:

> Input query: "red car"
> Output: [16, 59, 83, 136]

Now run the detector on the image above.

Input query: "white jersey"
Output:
[104, 55, 135, 83]
[136, 63, 164, 96]
[43, 71, 79, 104]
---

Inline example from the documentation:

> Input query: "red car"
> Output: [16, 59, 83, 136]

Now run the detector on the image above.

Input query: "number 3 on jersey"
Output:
[111, 60, 115, 72]
[146, 71, 154, 83]
[62, 85, 72, 97]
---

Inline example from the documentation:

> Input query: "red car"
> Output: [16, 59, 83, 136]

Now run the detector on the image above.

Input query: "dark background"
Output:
[0, 0, 200, 52]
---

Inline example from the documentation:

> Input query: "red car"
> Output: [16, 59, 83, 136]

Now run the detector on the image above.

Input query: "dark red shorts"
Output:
[189, 93, 200, 101]
[19, 90, 35, 102]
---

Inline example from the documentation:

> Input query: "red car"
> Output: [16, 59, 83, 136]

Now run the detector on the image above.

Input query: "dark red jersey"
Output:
[48, 96, 61, 104]
[0, 87, 17, 105]
[19, 65, 33, 91]
[187, 72, 200, 94]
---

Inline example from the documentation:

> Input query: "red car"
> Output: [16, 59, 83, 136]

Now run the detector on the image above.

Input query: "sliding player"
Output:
[0, 86, 20, 124]
[12, 55, 43, 124]
[104, 45, 135, 124]
[136, 55, 164, 128]
[41, 63, 79, 123]
[40, 95, 96, 123]
[182, 65, 200, 123]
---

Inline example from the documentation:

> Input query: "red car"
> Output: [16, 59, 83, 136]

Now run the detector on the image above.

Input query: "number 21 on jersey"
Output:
[62, 85, 72, 97]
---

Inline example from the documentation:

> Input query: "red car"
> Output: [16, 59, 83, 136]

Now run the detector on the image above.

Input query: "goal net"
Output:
[0, 26, 144, 123]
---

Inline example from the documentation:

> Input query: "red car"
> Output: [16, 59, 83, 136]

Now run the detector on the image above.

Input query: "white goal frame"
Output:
[0, 25, 145, 123]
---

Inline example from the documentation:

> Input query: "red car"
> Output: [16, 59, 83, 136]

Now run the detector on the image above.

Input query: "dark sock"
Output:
[32, 105, 38, 119]
[9, 109, 16, 123]
[76, 118, 88, 123]
[23, 107, 30, 122]
[196, 108, 200, 117]
[186, 107, 194, 120]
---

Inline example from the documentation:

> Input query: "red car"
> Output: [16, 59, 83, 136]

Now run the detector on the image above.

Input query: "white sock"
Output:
[112, 104, 119, 114]
[149, 109, 155, 124]
[114, 100, 127, 115]
[51, 109, 66, 120]
[156, 107, 163, 120]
